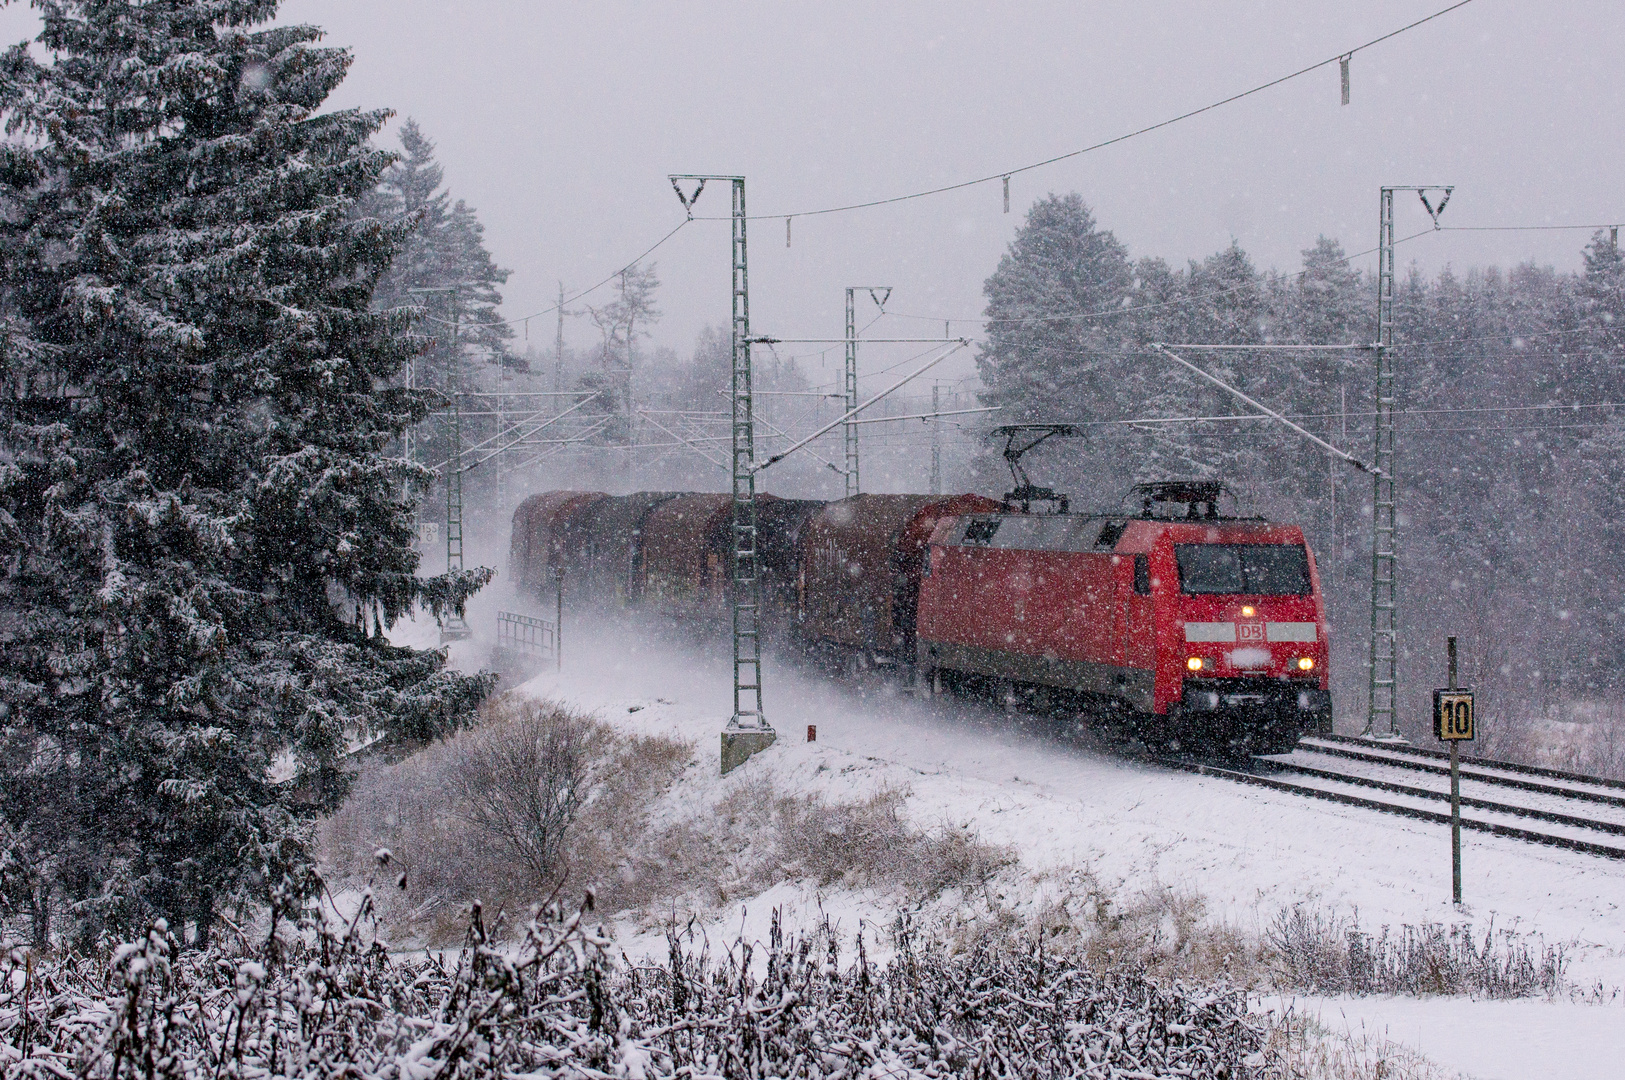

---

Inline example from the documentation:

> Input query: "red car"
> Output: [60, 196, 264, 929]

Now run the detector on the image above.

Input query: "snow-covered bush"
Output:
[1268, 905, 1569, 997]
[767, 786, 1013, 895]
[322, 698, 689, 936]
[1480, 707, 1625, 782]
[1, 895, 1264, 1078]
[447, 700, 606, 886]
[322, 700, 1010, 943]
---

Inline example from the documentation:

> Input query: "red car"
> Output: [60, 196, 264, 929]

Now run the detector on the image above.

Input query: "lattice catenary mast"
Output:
[843, 286, 890, 496]
[1366, 185, 1450, 738]
[408, 283, 472, 642]
[671, 175, 775, 772]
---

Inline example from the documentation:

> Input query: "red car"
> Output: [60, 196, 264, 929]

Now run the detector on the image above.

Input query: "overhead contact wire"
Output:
[693, 1, 1479, 224]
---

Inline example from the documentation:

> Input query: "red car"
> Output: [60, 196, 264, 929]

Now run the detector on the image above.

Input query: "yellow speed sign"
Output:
[1433, 690, 1475, 741]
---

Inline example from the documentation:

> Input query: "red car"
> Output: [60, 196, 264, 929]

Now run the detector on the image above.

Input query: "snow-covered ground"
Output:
[411, 608, 1625, 1080]
[1262, 994, 1623, 1080]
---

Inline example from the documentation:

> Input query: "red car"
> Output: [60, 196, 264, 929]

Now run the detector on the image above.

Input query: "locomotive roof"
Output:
[962, 507, 1274, 524]
[940, 510, 1299, 553]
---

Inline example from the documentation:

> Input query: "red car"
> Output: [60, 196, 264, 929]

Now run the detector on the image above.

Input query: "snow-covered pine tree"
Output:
[978, 195, 1134, 423]
[976, 194, 1138, 503]
[1578, 229, 1625, 402]
[0, 0, 495, 945]
[369, 119, 514, 396]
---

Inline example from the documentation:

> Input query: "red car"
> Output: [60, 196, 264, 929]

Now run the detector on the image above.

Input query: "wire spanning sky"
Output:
[3, 1, 1621, 385]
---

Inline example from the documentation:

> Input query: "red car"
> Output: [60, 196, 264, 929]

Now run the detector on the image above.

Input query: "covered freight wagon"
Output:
[639, 493, 735, 625]
[508, 490, 607, 605]
[573, 491, 681, 604]
[796, 493, 1002, 671]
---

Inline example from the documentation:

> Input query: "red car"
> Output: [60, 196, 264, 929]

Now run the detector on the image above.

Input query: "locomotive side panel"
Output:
[889, 494, 1005, 660]
[918, 514, 1146, 703]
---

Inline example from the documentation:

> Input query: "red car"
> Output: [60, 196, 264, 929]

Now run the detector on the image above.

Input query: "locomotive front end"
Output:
[1144, 524, 1332, 755]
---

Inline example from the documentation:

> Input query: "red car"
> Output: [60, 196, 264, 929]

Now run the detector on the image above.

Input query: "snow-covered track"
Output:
[1262, 758, 1625, 837]
[1314, 732, 1625, 790]
[1296, 736, 1625, 808]
[1155, 755, 1625, 861]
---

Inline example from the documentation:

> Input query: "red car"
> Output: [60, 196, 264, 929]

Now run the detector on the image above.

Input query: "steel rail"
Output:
[1296, 742, 1625, 809]
[1269, 760, 1625, 838]
[1156, 757, 1625, 861]
[1318, 733, 1625, 791]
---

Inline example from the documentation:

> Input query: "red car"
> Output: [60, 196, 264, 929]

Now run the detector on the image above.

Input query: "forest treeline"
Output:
[978, 194, 1625, 744]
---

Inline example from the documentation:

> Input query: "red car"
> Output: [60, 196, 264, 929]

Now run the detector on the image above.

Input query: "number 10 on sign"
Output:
[1434, 691, 1474, 741]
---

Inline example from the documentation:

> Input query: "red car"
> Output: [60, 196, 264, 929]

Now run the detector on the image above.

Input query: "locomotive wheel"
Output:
[1226, 724, 1302, 760]
[1259, 726, 1306, 756]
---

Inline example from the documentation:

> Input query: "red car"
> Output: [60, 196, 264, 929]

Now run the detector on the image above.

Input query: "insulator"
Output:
[1340, 54, 1350, 106]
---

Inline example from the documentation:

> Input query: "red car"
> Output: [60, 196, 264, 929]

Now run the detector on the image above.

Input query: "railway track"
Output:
[1155, 734, 1625, 861]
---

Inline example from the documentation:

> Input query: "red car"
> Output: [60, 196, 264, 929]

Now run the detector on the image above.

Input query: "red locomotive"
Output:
[915, 479, 1330, 755]
[508, 437, 1331, 755]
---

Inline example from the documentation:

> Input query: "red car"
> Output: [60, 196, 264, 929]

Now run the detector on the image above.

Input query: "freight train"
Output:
[509, 477, 1331, 756]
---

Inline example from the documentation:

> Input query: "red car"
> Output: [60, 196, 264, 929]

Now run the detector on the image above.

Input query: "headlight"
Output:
[1187, 656, 1208, 672]
[1296, 657, 1315, 671]
[1241, 605, 1255, 617]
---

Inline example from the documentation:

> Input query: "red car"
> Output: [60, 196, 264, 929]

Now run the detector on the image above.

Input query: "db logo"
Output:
[1238, 622, 1265, 644]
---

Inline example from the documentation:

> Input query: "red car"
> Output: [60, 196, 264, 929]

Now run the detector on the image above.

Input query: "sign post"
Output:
[1433, 636, 1474, 904]
[555, 568, 564, 673]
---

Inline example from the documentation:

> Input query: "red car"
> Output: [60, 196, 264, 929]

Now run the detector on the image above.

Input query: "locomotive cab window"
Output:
[962, 518, 1002, 544]
[1175, 543, 1311, 596]
[1133, 554, 1151, 595]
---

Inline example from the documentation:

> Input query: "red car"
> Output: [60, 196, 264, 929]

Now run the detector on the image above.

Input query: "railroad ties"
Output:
[1158, 734, 1625, 861]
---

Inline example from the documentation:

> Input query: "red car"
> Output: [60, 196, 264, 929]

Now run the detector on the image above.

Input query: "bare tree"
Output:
[448, 703, 596, 886]
[584, 263, 662, 444]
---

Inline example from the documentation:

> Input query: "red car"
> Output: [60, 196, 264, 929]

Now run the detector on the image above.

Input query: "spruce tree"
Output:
[370, 119, 514, 394]
[1579, 230, 1625, 401]
[976, 195, 1140, 503]
[0, 0, 494, 945]
[978, 194, 1134, 424]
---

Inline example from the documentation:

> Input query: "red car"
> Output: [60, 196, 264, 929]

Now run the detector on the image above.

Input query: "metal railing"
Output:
[496, 610, 558, 670]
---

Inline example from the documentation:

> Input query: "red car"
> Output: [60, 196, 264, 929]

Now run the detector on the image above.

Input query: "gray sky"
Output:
[8, 1, 1623, 386]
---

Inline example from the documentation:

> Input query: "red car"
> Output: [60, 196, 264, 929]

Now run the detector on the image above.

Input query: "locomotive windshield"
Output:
[1175, 543, 1311, 596]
